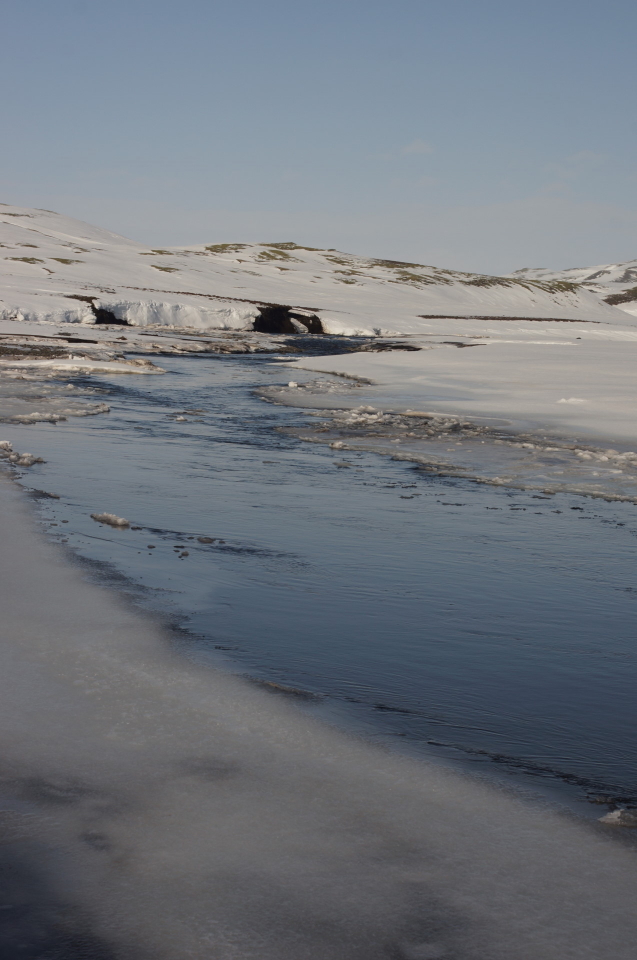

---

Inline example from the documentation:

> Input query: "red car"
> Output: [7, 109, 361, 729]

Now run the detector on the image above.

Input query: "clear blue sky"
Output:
[1, 0, 636, 273]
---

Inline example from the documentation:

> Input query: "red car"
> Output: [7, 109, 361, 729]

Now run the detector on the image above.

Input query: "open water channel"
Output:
[8, 351, 637, 820]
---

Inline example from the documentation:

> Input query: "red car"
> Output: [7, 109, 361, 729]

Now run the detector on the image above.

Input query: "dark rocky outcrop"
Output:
[253, 305, 324, 335]
[92, 305, 127, 325]
[65, 295, 129, 325]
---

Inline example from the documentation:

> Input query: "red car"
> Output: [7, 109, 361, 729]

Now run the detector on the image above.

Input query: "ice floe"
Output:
[599, 808, 637, 827]
[0, 356, 164, 374]
[90, 512, 130, 528]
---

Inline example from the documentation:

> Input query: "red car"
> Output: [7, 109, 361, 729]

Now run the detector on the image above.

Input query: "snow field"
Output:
[1, 204, 632, 340]
[288, 334, 637, 448]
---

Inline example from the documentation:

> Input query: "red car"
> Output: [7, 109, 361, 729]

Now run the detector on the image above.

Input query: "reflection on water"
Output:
[9, 354, 637, 810]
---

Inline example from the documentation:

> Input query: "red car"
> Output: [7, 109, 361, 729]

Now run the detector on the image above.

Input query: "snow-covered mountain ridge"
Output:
[510, 259, 637, 315]
[1, 203, 631, 335]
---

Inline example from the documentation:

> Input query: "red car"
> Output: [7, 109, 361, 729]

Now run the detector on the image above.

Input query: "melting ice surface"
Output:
[3, 352, 637, 959]
[8, 354, 637, 812]
[264, 377, 637, 502]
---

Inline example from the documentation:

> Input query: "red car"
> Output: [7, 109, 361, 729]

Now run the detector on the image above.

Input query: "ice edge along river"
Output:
[2, 348, 637, 957]
[3, 468, 637, 960]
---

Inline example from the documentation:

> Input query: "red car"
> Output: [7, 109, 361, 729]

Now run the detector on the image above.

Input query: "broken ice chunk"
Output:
[599, 808, 637, 827]
[90, 513, 130, 528]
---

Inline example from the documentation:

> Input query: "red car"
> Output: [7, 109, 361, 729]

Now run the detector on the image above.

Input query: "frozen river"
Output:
[9, 352, 637, 816]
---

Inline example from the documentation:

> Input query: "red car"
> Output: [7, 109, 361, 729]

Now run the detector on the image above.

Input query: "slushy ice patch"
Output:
[0, 377, 110, 423]
[265, 379, 637, 501]
[0, 441, 44, 467]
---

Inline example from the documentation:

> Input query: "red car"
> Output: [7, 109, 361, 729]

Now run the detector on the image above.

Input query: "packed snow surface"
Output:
[288, 329, 637, 448]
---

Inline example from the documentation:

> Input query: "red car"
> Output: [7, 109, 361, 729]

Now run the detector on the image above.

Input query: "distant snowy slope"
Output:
[510, 259, 637, 316]
[0, 202, 631, 334]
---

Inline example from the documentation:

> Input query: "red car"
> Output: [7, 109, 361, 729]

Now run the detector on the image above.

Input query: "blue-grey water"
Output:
[9, 353, 637, 814]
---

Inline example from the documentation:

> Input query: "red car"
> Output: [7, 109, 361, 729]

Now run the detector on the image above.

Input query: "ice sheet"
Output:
[289, 337, 637, 445]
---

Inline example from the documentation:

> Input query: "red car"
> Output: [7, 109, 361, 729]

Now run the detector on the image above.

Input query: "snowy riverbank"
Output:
[289, 327, 637, 447]
[3, 201, 637, 488]
[2, 472, 637, 959]
[3, 201, 637, 956]
[1, 203, 631, 336]
[271, 313, 637, 501]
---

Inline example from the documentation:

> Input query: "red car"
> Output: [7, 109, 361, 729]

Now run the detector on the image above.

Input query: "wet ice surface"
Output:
[5, 469, 637, 960]
[0, 374, 111, 423]
[6, 354, 637, 816]
[265, 379, 637, 502]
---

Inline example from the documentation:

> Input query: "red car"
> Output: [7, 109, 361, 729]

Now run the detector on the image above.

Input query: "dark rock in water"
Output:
[197, 536, 216, 543]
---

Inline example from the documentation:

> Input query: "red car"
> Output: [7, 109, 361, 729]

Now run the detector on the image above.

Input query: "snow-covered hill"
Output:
[510, 259, 637, 316]
[0, 203, 629, 335]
